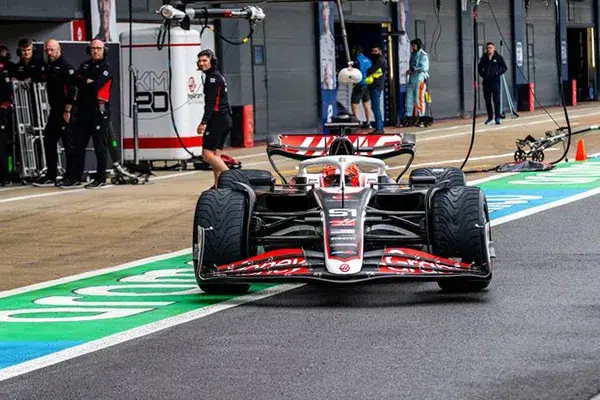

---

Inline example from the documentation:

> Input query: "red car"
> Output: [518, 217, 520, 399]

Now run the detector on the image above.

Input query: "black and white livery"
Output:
[192, 132, 495, 295]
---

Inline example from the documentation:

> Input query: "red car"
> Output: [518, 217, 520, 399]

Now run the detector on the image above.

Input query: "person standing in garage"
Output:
[195, 49, 233, 187]
[33, 39, 77, 187]
[478, 42, 508, 125]
[13, 38, 44, 83]
[405, 38, 430, 126]
[365, 45, 387, 134]
[66, 38, 113, 189]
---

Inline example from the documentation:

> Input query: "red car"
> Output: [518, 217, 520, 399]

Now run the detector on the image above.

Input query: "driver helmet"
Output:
[321, 164, 361, 187]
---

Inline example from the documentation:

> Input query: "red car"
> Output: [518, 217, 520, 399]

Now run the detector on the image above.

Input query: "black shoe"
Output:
[60, 178, 83, 189]
[84, 180, 106, 189]
[32, 176, 56, 187]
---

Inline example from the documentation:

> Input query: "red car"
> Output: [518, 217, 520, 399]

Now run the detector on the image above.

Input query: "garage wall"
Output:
[408, 1, 462, 119]
[339, 1, 391, 23]
[262, 3, 319, 134]
[116, 0, 163, 22]
[0, 22, 73, 54]
[525, 1, 561, 106]
[0, 0, 83, 20]
[220, 2, 319, 140]
[567, 0, 594, 25]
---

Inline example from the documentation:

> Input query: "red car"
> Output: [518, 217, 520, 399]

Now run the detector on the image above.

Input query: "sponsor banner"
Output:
[90, 0, 117, 43]
[318, 0, 337, 129]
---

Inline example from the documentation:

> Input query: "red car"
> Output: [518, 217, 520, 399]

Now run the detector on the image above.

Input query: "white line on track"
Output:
[0, 189, 87, 204]
[0, 171, 200, 204]
[151, 171, 199, 181]
[386, 149, 559, 170]
[234, 153, 269, 160]
[0, 284, 304, 382]
[407, 107, 598, 135]
[2, 155, 600, 382]
[0, 186, 30, 193]
[418, 111, 600, 142]
[0, 249, 193, 299]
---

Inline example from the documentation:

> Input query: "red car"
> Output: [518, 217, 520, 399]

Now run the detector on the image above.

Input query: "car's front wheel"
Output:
[430, 186, 493, 292]
[193, 188, 252, 295]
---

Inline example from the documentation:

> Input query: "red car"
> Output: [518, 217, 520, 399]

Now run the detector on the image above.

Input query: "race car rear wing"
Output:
[267, 133, 415, 160]
[266, 133, 416, 182]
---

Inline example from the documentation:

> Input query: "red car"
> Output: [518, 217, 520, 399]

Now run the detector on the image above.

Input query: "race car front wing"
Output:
[198, 248, 490, 284]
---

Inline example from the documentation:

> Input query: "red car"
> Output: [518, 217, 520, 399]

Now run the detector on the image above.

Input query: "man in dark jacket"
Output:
[33, 39, 77, 187]
[365, 45, 387, 134]
[478, 42, 508, 125]
[195, 49, 232, 186]
[13, 38, 44, 83]
[66, 38, 114, 189]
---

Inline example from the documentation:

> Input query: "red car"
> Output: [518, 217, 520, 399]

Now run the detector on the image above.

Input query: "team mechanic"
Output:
[66, 38, 114, 189]
[195, 49, 233, 187]
[33, 39, 77, 187]
[13, 38, 44, 83]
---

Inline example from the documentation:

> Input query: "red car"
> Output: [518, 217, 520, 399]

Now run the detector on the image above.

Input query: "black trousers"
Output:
[44, 110, 75, 180]
[0, 107, 9, 182]
[72, 106, 108, 182]
[483, 80, 501, 120]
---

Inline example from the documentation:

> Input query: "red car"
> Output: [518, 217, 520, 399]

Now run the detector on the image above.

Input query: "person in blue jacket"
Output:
[350, 46, 373, 128]
[364, 45, 387, 134]
[405, 39, 429, 122]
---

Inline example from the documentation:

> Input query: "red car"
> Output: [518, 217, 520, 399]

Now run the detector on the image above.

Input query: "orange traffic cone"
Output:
[575, 139, 588, 161]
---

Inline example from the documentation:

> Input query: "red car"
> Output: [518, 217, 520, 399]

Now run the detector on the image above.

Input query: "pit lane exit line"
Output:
[2, 155, 600, 382]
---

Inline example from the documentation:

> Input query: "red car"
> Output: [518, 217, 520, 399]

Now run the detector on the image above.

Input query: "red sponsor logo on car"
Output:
[331, 219, 355, 227]
[339, 264, 350, 273]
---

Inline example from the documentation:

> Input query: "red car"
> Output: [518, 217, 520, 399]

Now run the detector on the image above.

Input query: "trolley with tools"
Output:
[11, 81, 65, 182]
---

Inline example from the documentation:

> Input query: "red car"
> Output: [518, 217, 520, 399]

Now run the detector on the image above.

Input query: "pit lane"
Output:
[2, 105, 600, 399]
[4, 192, 600, 399]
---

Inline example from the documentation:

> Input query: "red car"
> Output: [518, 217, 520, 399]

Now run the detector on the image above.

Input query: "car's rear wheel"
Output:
[193, 188, 252, 295]
[217, 169, 275, 191]
[430, 186, 492, 292]
[410, 167, 466, 188]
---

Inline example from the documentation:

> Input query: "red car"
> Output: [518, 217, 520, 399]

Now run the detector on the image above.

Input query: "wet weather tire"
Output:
[193, 189, 251, 295]
[217, 169, 275, 191]
[410, 167, 466, 188]
[430, 186, 492, 292]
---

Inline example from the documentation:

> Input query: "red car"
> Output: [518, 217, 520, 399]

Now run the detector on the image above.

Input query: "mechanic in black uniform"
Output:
[66, 38, 113, 189]
[13, 38, 44, 83]
[33, 39, 77, 187]
[195, 49, 233, 187]
[0, 46, 14, 186]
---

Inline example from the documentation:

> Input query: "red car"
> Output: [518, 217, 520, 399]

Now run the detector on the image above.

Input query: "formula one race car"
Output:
[192, 132, 494, 295]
